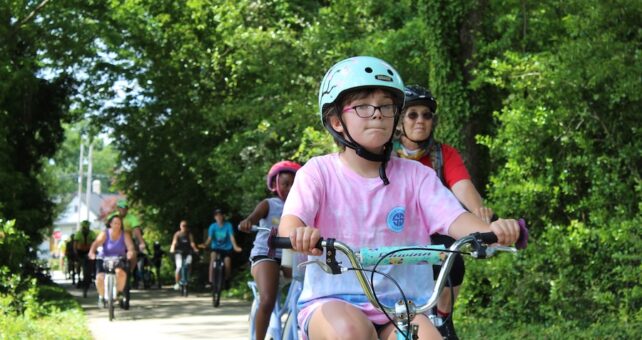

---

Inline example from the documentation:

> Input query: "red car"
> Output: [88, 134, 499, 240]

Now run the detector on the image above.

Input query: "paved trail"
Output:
[53, 271, 251, 340]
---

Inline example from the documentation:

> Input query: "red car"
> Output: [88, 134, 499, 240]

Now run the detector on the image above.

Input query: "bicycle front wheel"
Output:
[107, 275, 115, 321]
[212, 262, 223, 307]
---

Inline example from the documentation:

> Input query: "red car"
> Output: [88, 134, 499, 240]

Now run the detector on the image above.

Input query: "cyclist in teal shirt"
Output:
[201, 208, 241, 288]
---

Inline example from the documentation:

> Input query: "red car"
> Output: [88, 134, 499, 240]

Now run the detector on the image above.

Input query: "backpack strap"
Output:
[430, 142, 446, 186]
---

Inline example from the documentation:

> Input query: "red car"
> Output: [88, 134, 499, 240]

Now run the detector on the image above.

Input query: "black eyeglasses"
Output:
[405, 111, 434, 121]
[342, 104, 397, 118]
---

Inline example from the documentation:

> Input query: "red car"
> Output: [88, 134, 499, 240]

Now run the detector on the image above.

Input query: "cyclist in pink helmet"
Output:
[239, 160, 302, 340]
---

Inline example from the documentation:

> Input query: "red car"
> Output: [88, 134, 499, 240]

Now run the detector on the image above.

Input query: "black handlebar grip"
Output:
[477, 232, 498, 244]
[270, 236, 293, 249]
[476, 218, 529, 249]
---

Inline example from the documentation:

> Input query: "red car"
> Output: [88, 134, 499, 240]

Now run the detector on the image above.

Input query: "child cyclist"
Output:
[278, 56, 521, 340]
[238, 160, 302, 340]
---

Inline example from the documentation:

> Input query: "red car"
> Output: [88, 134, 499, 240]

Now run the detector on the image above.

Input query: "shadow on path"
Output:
[53, 271, 251, 340]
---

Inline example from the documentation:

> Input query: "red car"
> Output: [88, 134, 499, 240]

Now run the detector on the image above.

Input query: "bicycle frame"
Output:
[270, 221, 528, 340]
[101, 256, 123, 321]
[248, 273, 303, 340]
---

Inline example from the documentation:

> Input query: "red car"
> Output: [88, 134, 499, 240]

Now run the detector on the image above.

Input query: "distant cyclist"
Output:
[89, 214, 135, 308]
[169, 220, 199, 290]
[151, 241, 164, 288]
[116, 199, 147, 288]
[200, 209, 242, 289]
[239, 160, 301, 340]
[74, 220, 96, 287]
[64, 234, 77, 283]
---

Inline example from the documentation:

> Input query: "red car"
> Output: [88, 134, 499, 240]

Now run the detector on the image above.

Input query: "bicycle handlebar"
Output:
[472, 219, 529, 249]
[269, 219, 529, 317]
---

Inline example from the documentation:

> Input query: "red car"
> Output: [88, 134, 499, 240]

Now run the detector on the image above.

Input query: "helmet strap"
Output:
[325, 109, 399, 185]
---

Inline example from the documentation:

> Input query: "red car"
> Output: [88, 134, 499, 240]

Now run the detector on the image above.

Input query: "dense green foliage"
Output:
[1, 0, 639, 332]
[0, 279, 92, 340]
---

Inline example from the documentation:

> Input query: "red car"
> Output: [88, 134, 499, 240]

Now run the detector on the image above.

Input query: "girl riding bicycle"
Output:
[89, 214, 135, 309]
[200, 209, 242, 288]
[239, 160, 302, 340]
[278, 56, 521, 339]
[170, 220, 199, 290]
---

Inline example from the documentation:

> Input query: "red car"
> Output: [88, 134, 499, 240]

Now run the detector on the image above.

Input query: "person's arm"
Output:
[238, 200, 270, 232]
[88, 231, 106, 260]
[189, 233, 199, 253]
[278, 214, 322, 256]
[228, 225, 242, 252]
[132, 227, 146, 253]
[451, 179, 494, 223]
[199, 226, 211, 248]
[124, 231, 136, 260]
[447, 212, 519, 246]
[169, 232, 178, 253]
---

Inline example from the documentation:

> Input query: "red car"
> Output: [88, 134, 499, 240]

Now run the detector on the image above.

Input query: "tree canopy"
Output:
[1, 0, 640, 331]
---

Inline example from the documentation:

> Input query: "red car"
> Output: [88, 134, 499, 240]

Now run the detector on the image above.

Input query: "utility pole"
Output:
[76, 141, 84, 233]
[85, 140, 94, 222]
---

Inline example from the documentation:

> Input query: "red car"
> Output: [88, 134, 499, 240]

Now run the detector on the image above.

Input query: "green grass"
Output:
[0, 284, 92, 340]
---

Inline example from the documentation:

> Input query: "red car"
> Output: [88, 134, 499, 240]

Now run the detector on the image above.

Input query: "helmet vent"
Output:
[365, 67, 373, 73]
[387, 69, 394, 76]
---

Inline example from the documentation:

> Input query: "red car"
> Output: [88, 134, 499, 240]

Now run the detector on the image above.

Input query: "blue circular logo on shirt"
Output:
[387, 207, 405, 233]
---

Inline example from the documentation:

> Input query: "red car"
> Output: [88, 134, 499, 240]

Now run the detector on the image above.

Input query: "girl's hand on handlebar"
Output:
[238, 219, 253, 233]
[290, 226, 322, 256]
[489, 218, 520, 245]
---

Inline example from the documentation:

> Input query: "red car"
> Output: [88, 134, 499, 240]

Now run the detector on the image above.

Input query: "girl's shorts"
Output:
[250, 255, 281, 268]
[298, 298, 429, 340]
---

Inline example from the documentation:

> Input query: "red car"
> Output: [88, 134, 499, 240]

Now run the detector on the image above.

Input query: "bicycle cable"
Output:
[368, 246, 470, 339]
[347, 267, 411, 339]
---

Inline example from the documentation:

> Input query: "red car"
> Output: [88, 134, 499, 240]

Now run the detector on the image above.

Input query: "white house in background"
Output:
[46, 188, 124, 258]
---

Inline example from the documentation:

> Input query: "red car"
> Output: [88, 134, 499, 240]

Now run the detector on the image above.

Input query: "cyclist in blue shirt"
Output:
[200, 208, 241, 288]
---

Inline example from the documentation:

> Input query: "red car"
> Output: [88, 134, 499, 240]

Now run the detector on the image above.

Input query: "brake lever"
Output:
[298, 259, 347, 274]
[471, 244, 517, 258]
[485, 245, 517, 257]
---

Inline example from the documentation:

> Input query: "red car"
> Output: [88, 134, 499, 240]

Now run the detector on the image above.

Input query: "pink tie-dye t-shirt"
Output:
[283, 153, 466, 314]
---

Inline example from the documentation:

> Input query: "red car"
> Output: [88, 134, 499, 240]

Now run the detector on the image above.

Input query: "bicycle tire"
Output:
[123, 272, 131, 310]
[212, 260, 223, 307]
[107, 276, 115, 321]
[82, 258, 90, 298]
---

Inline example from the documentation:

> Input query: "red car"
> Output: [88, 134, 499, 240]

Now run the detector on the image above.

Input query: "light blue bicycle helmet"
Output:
[317, 56, 405, 185]
[318, 56, 405, 121]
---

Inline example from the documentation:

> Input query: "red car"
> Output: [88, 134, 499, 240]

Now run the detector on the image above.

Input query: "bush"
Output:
[465, 7, 642, 327]
[0, 284, 91, 340]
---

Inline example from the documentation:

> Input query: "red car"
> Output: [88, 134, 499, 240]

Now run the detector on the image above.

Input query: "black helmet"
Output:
[403, 85, 437, 113]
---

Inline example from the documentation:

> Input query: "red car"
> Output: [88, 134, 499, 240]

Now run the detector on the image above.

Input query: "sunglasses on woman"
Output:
[405, 111, 434, 120]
